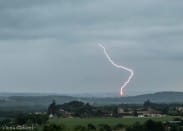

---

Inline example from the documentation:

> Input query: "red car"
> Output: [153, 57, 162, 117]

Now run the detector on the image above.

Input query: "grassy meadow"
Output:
[49, 116, 177, 129]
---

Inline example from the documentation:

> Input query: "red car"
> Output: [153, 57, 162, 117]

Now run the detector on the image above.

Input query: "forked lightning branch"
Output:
[98, 44, 134, 96]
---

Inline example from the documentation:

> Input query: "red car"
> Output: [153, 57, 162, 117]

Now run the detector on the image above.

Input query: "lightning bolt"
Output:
[98, 43, 134, 96]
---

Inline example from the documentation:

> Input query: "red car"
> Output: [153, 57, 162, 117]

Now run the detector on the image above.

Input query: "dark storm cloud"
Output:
[0, 0, 183, 95]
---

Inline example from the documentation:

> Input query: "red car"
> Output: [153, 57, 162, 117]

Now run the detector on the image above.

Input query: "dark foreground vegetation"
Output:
[0, 99, 183, 131]
[44, 118, 183, 131]
[0, 116, 183, 131]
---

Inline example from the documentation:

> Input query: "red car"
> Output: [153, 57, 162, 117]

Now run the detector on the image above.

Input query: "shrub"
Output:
[99, 124, 112, 131]
[43, 123, 66, 131]
[126, 122, 145, 131]
[88, 123, 96, 131]
[145, 119, 164, 131]
[74, 125, 87, 131]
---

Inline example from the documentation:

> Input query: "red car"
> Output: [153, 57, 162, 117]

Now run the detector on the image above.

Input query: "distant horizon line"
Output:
[0, 90, 182, 97]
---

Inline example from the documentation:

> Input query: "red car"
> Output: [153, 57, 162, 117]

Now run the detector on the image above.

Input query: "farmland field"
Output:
[49, 116, 177, 129]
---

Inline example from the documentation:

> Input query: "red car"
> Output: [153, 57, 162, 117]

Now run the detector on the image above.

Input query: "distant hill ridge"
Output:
[119, 91, 183, 104]
[0, 91, 183, 107]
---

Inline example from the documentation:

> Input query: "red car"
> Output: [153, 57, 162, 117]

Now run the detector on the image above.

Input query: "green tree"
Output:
[112, 106, 118, 117]
[132, 109, 138, 117]
[48, 100, 57, 116]
[144, 99, 151, 108]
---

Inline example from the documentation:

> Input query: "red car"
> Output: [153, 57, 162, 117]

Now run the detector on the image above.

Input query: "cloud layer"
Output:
[0, 0, 183, 96]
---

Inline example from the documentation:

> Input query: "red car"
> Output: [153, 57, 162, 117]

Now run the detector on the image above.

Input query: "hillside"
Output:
[0, 91, 183, 111]
[97, 91, 183, 104]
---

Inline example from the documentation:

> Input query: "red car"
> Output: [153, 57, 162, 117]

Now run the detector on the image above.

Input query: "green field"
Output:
[49, 116, 177, 128]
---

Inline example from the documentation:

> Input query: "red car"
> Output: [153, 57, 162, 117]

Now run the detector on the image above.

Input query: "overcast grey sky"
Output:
[0, 0, 183, 96]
